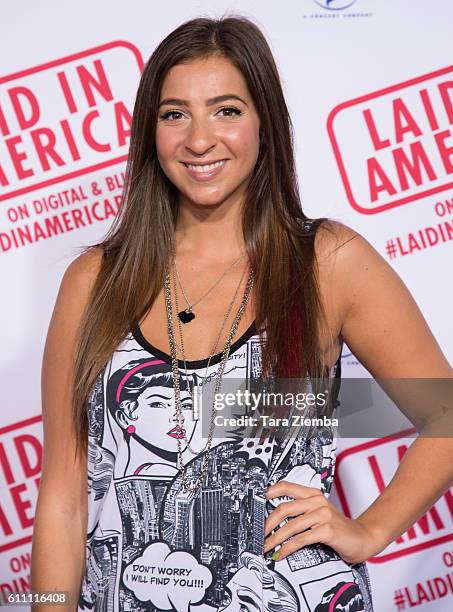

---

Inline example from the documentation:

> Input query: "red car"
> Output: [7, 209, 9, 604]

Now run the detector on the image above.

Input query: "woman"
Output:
[31, 14, 452, 612]
[105, 358, 201, 477]
[219, 551, 299, 612]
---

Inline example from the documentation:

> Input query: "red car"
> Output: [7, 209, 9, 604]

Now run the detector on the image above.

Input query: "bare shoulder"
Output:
[62, 246, 104, 294]
[313, 219, 362, 264]
[47, 246, 105, 340]
[312, 220, 364, 335]
[312, 219, 397, 351]
[313, 218, 387, 291]
[43, 245, 105, 413]
[312, 220, 451, 377]
[304, 220, 360, 359]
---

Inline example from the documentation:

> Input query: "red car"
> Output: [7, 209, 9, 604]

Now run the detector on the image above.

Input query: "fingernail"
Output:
[271, 551, 280, 561]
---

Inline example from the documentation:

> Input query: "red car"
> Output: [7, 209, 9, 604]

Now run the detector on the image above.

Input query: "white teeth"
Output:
[185, 160, 226, 172]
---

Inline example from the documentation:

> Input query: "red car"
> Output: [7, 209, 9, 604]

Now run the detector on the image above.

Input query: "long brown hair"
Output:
[71, 15, 336, 457]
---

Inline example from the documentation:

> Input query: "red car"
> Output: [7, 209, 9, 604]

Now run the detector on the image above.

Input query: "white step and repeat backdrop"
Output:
[1, 1, 452, 610]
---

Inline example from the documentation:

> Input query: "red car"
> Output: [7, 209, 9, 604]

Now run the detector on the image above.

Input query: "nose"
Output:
[169, 413, 185, 424]
[184, 116, 216, 157]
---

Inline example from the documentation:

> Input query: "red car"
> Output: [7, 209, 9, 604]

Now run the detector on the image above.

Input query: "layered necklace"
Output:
[172, 262, 248, 427]
[164, 256, 255, 493]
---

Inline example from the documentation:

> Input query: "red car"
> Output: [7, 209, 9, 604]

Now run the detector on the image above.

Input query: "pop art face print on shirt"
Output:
[79, 329, 374, 612]
[105, 358, 200, 477]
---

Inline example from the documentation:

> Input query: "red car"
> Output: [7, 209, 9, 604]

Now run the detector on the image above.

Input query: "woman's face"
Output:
[129, 385, 197, 454]
[156, 55, 261, 208]
[220, 562, 291, 612]
[219, 566, 262, 612]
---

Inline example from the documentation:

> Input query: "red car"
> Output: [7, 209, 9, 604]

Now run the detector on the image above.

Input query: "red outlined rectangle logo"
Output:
[334, 429, 453, 563]
[0, 415, 42, 553]
[327, 66, 453, 214]
[0, 41, 144, 202]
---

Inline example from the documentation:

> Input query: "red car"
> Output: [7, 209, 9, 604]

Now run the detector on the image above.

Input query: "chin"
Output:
[182, 190, 232, 208]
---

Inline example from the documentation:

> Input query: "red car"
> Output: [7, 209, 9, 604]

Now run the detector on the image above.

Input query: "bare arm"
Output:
[332, 223, 453, 554]
[31, 249, 102, 610]
[264, 222, 452, 564]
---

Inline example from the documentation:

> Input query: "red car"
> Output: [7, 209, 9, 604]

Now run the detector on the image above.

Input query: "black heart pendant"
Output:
[178, 309, 195, 324]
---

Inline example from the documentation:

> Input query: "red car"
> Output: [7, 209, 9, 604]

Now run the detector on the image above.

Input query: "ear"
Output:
[115, 409, 130, 430]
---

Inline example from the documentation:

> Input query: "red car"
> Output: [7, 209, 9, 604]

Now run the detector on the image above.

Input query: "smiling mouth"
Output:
[167, 426, 186, 439]
[182, 159, 228, 172]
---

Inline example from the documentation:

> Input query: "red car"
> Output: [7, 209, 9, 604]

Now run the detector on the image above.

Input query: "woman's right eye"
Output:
[159, 110, 183, 121]
[148, 401, 167, 409]
[219, 593, 232, 609]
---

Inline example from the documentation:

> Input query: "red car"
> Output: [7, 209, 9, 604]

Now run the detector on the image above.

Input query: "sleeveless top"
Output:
[77, 320, 374, 611]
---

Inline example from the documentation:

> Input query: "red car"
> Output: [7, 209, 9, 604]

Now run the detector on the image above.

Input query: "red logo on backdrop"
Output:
[327, 66, 453, 214]
[334, 429, 453, 563]
[0, 416, 42, 553]
[0, 41, 143, 202]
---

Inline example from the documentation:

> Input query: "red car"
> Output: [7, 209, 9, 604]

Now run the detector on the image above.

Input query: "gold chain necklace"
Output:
[164, 267, 255, 493]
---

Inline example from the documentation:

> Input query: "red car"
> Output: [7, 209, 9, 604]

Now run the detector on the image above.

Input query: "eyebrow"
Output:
[237, 589, 260, 610]
[144, 393, 171, 401]
[158, 94, 247, 108]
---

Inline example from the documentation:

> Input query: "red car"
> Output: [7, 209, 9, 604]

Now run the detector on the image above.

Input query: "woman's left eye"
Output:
[159, 107, 241, 122]
[218, 106, 242, 117]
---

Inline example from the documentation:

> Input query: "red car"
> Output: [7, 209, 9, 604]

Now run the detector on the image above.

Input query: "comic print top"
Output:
[78, 321, 374, 612]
